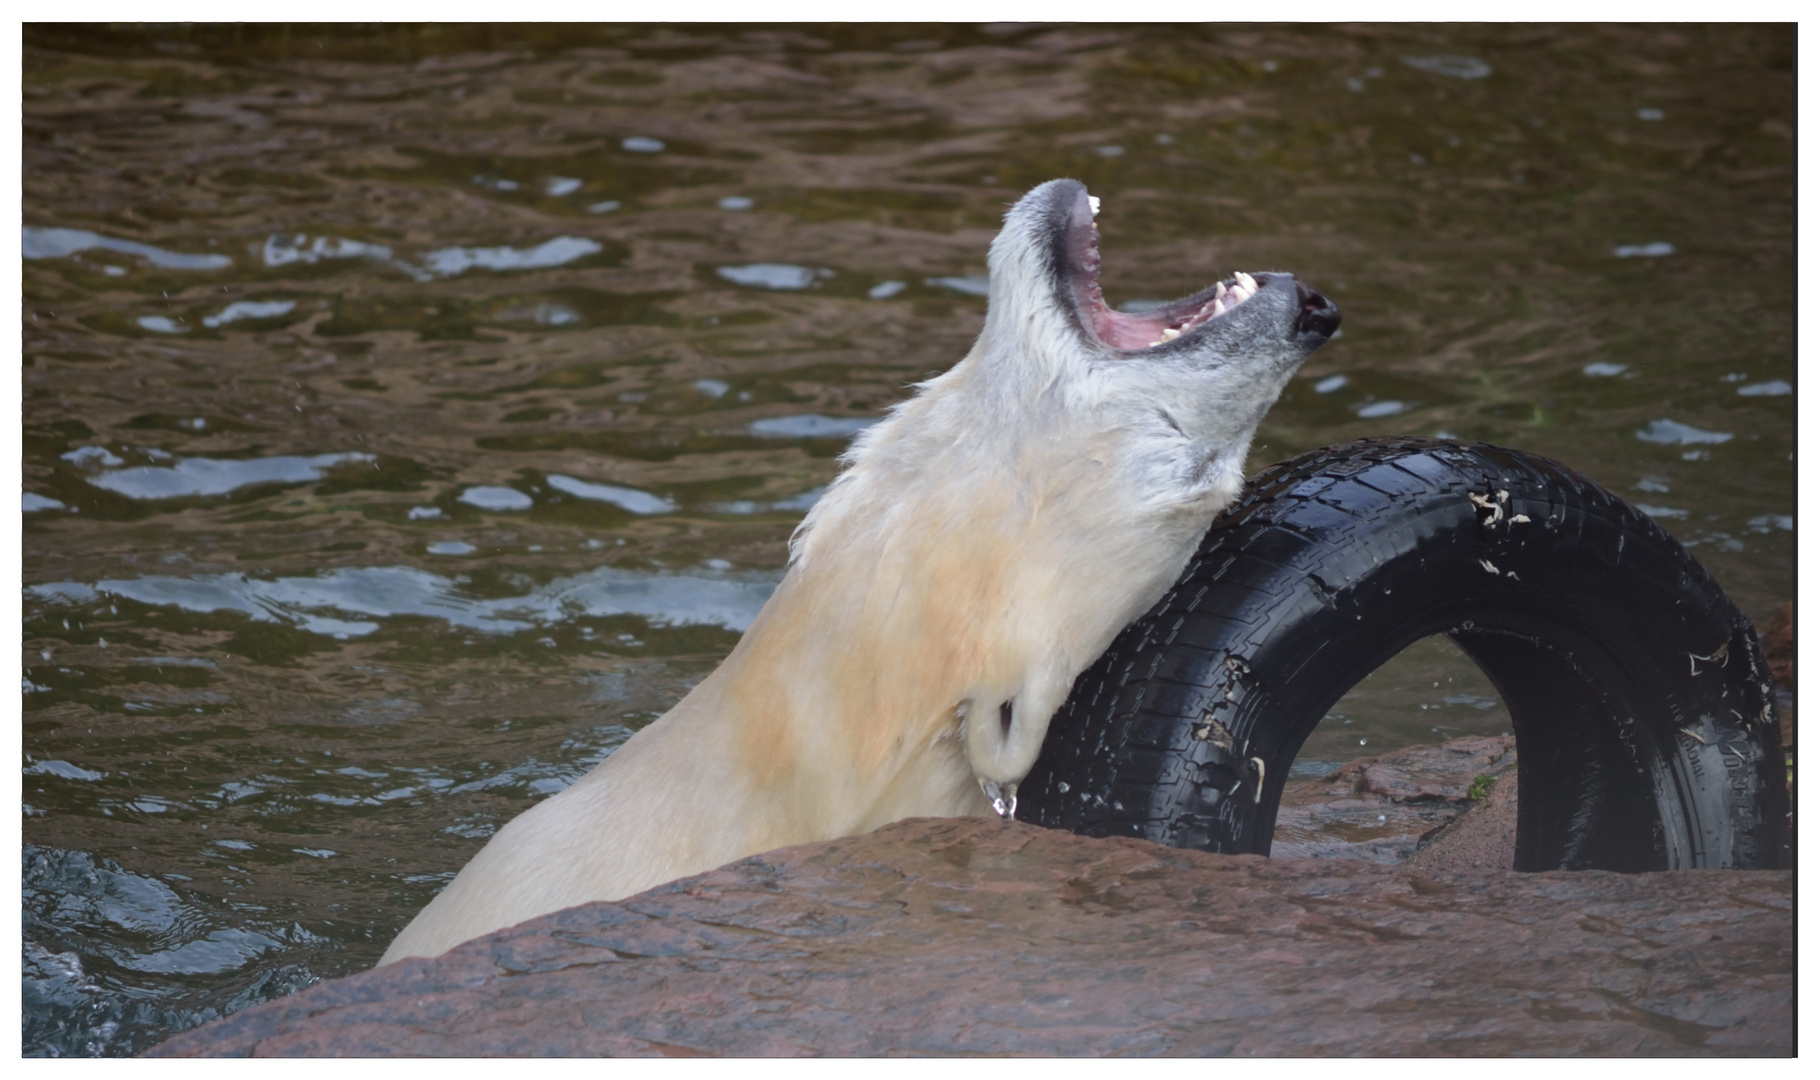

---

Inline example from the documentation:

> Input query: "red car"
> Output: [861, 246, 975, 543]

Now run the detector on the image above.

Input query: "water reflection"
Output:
[202, 300, 295, 328]
[22, 226, 233, 270]
[26, 760, 107, 781]
[420, 236, 603, 277]
[257, 232, 604, 281]
[29, 562, 782, 639]
[262, 233, 396, 269]
[494, 301, 580, 326]
[1635, 419, 1733, 446]
[546, 474, 675, 514]
[78, 453, 376, 500]
[717, 263, 828, 289]
[927, 275, 991, 297]
[749, 415, 879, 438]
[708, 487, 825, 515]
[1399, 54, 1493, 80]
[456, 485, 533, 511]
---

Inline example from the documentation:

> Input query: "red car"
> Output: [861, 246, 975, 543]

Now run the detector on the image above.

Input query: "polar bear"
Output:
[379, 178, 1339, 964]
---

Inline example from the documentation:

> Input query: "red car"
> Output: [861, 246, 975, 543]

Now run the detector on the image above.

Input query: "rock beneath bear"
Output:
[150, 815, 1791, 1057]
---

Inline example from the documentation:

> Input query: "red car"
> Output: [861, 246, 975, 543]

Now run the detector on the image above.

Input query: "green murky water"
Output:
[21, 24, 1792, 1055]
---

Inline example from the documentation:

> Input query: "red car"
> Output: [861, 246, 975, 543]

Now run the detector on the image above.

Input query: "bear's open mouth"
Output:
[1062, 191, 1263, 352]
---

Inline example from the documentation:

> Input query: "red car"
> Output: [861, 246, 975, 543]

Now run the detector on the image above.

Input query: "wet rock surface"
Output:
[152, 815, 1791, 1057]
[1405, 770, 1521, 875]
[1273, 736, 1516, 864]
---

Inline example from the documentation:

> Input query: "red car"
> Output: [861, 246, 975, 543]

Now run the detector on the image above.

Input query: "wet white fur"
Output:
[379, 180, 1314, 963]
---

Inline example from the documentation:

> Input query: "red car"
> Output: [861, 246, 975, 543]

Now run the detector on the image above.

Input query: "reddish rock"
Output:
[1758, 601, 1795, 752]
[1405, 770, 1520, 875]
[1760, 601, 1793, 695]
[1273, 736, 1515, 864]
[150, 816, 1791, 1057]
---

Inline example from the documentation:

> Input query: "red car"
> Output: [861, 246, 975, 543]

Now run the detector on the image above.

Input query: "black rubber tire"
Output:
[1018, 437, 1791, 871]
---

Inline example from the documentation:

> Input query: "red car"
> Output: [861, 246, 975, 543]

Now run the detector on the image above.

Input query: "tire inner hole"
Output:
[1272, 635, 1514, 860]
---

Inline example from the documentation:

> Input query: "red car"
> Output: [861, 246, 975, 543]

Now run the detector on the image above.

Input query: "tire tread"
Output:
[1019, 438, 1789, 871]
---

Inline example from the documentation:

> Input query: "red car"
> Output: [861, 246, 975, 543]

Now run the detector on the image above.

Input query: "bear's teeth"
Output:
[1160, 327, 1181, 341]
[1088, 195, 1101, 216]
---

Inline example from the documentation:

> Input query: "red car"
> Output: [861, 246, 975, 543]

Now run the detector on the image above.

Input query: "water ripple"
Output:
[926, 274, 990, 297]
[22, 226, 232, 270]
[24, 846, 328, 1055]
[707, 487, 825, 515]
[717, 263, 826, 290]
[25, 760, 106, 781]
[262, 232, 395, 268]
[202, 300, 295, 328]
[26, 563, 782, 639]
[546, 475, 675, 514]
[1355, 400, 1409, 419]
[1400, 54, 1492, 80]
[1636, 419, 1733, 446]
[748, 414, 878, 439]
[420, 236, 602, 277]
[456, 485, 533, 511]
[79, 453, 376, 500]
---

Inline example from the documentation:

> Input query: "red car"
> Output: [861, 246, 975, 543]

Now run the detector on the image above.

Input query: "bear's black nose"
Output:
[1295, 281, 1341, 339]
